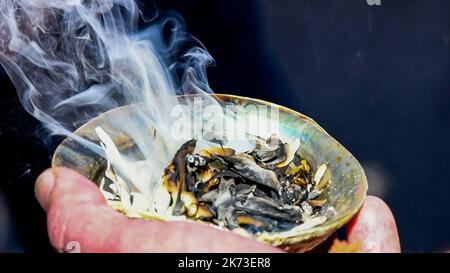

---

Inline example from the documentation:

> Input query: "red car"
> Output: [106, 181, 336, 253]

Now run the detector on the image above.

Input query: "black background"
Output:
[0, 0, 449, 252]
[0, 253, 443, 271]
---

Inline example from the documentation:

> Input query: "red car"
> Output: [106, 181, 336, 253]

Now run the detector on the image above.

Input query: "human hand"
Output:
[35, 167, 400, 253]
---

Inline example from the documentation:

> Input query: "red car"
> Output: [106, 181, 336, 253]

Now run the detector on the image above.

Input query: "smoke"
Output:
[0, 1, 221, 180]
[3, 1, 217, 124]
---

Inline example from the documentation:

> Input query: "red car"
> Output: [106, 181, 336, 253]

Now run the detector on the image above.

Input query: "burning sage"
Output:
[1, 0, 367, 252]
[96, 126, 335, 237]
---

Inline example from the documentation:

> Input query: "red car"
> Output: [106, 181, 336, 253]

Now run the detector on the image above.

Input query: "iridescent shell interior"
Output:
[52, 94, 368, 252]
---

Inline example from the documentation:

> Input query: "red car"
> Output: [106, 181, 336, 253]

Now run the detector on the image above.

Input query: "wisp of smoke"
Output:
[0, 0, 223, 189]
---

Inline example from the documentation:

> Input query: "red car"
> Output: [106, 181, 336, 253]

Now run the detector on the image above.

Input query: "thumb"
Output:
[35, 167, 280, 253]
[35, 167, 127, 252]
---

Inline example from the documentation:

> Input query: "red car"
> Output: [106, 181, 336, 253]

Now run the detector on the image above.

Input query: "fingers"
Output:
[36, 167, 281, 253]
[346, 195, 401, 253]
[120, 218, 281, 253]
[36, 169, 401, 253]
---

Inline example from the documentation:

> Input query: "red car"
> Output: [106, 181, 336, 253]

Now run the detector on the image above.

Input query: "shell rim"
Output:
[51, 93, 368, 245]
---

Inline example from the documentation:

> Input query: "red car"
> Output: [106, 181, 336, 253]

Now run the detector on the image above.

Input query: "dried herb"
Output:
[97, 128, 334, 235]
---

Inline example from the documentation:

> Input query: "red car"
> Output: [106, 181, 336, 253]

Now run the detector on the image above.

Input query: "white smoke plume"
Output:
[0, 0, 223, 190]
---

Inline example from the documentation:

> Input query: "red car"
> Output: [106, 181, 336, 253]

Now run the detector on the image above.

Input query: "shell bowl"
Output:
[52, 94, 368, 252]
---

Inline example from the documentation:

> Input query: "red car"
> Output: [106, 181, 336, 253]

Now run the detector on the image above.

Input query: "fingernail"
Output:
[35, 169, 56, 211]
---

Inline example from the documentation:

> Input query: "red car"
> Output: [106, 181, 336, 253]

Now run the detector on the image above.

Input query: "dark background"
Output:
[0, 0, 449, 252]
